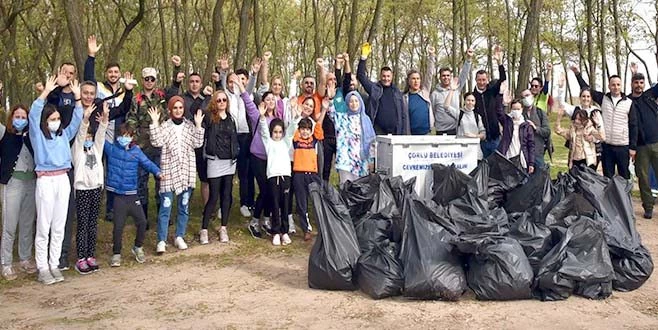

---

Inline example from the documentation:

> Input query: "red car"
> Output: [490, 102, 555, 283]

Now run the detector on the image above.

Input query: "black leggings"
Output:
[250, 155, 271, 219]
[202, 174, 233, 228]
[112, 194, 146, 254]
[268, 176, 291, 234]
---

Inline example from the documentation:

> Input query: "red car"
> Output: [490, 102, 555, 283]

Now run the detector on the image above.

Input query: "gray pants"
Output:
[1, 178, 36, 265]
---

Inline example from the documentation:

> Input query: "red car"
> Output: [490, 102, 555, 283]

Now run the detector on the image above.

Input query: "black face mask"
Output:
[172, 117, 184, 125]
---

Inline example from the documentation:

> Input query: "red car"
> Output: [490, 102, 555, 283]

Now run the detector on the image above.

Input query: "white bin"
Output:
[375, 135, 480, 198]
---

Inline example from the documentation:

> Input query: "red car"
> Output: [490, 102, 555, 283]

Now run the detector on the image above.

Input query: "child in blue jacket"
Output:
[104, 123, 161, 267]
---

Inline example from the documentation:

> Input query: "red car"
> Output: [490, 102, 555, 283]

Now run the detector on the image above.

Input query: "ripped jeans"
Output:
[157, 188, 193, 242]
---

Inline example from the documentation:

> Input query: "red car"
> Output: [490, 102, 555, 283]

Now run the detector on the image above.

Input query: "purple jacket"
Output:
[495, 96, 535, 169]
[246, 92, 273, 160]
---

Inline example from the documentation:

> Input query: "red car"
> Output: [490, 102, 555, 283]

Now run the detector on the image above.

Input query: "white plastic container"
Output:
[376, 135, 480, 198]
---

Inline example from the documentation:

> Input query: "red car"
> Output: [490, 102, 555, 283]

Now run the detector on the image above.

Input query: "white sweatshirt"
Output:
[259, 116, 296, 178]
[71, 120, 108, 190]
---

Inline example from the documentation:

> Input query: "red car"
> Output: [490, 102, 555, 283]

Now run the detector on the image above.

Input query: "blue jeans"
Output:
[481, 137, 501, 159]
[157, 188, 193, 242]
[650, 166, 658, 190]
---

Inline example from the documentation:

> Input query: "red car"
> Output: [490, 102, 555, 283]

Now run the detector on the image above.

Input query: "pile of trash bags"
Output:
[307, 152, 653, 301]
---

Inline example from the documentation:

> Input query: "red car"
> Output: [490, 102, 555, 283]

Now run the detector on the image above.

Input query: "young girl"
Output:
[497, 98, 535, 174]
[555, 108, 605, 169]
[149, 96, 205, 254]
[1, 105, 37, 281]
[29, 76, 83, 285]
[259, 100, 298, 245]
[71, 102, 108, 274]
[104, 124, 161, 267]
[328, 89, 376, 185]
[200, 90, 238, 244]
[444, 80, 486, 159]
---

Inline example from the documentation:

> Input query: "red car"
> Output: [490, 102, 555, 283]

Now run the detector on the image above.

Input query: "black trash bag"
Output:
[382, 176, 417, 243]
[354, 215, 392, 253]
[400, 196, 466, 300]
[369, 177, 400, 219]
[486, 151, 528, 190]
[508, 208, 553, 274]
[308, 183, 360, 290]
[469, 159, 490, 200]
[533, 216, 614, 301]
[356, 242, 404, 299]
[448, 192, 509, 235]
[571, 167, 654, 291]
[553, 172, 577, 197]
[544, 193, 597, 227]
[503, 167, 556, 217]
[431, 164, 476, 206]
[487, 178, 508, 209]
[342, 174, 381, 218]
[454, 235, 533, 300]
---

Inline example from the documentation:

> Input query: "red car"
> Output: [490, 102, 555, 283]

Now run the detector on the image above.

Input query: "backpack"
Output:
[457, 110, 480, 132]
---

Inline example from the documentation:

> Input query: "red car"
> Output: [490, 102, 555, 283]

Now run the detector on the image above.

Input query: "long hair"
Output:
[270, 75, 287, 98]
[262, 91, 276, 117]
[207, 90, 230, 124]
[40, 103, 62, 139]
[6, 104, 28, 135]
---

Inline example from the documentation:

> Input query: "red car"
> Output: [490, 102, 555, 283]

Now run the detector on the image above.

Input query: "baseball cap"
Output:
[142, 67, 158, 79]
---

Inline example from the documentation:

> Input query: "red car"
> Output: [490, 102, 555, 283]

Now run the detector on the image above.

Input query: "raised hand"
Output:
[558, 73, 566, 88]
[493, 45, 503, 63]
[546, 63, 553, 71]
[211, 72, 220, 83]
[56, 72, 70, 87]
[258, 101, 267, 117]
[35, 82, 44, 93]
[83, 103, 97, 123]
[147, 106, 161, 125]
[335, 54, 344, 68]
[630, 62, 638, 75]
[194, 109, 205, 128]
[101, 102, 110, 124]
[502, 89, 513, 106]
[293, 70, 302, 81]
[322, 97, 331, 110]
[361, 42, 372, 59]
[316, 58, 325, 67]
[449, 77, 459, 90]
[203, 85, 213, 96]
[87, 35, 102, 57]
[70, 79, 81, 99]
[123, 72, 135, 90]
[251, 57, 262, 74]
[326, 84, 336, 99]
[290, 101, 301, 118]
[426, 45, 436, 56]
[232, 76, 245, 93]
[171, 55, 182, 67]
[175, 72, 185, 83]
[569, 64, 580, 74]
[263, 51, 272, 62]
[217, 54, 230, 72]
[0, 80, 3, 92]
[466, 48, 474, 59]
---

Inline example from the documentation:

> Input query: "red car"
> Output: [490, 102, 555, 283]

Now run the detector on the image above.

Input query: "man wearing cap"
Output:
[127, 67, 169, 225]
[628, 63, 658, 219]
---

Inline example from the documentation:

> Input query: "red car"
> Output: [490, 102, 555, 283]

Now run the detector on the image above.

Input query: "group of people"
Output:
[1, 35, 657, 286]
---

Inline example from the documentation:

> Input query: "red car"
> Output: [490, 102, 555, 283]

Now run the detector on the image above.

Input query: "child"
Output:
[149, 96, 204, 254]
[71, 102, 108, 274]
[105, 123, 161, 267]
[200, 90, 238, 244]
[555, 108, 604, 169]
[0, 104, 37, 280]
[29, 76, 83, 285]
[259, 100, 298, 245]
[292, 97, 326, 241]
[497, 98, 535, 174]
[328, 89, 376, 185]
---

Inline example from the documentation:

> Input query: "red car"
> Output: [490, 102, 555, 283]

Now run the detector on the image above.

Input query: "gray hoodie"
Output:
[430, 60, 471, 132]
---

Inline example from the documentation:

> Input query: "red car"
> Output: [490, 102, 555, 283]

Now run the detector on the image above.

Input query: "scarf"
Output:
[345, 91, 376, 160]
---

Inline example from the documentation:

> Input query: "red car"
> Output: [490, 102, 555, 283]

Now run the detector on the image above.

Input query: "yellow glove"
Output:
[361, 42, 372, 58]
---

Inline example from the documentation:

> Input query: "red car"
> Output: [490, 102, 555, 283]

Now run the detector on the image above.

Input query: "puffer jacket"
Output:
[104, 141, 160, 195]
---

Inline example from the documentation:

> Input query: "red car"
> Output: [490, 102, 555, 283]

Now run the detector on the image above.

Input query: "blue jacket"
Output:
[104, 141, 160, 195]
[29, 98, 82, 172]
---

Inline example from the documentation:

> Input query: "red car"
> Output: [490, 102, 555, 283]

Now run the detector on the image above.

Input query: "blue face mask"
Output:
[84, 140, 94, 149]
[12, 118, 27, 131]
[117, 136, 132, 148]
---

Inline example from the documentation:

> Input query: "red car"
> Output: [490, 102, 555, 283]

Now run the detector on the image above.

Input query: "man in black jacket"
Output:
[473, 46, 506, 158]
[628, 64, 658, 219]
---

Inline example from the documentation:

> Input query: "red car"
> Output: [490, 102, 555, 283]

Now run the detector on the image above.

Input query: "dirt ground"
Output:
[1, 199, 658, 330]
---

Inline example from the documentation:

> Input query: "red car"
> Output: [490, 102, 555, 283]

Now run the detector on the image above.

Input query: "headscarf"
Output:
[345, 91, 376, 160]
[167, 95, 184, 113]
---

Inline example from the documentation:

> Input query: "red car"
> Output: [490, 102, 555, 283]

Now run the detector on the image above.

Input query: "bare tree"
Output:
[204, 0, 225, 83]
[516, 0, 543, 95]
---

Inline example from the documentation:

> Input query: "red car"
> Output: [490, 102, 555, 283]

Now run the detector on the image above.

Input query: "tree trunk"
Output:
[235, 0, 252, 70]
[366, 0, 383, 44]
[157, 0, 169, 81]
[346, 0, 359, 61]
[515, 0, 543, 96]
[253, 0, 262, 58]
[585, 0, 595, 84]
[598, 0, 606, 91]
[107, 0, 145, 65]
[312, 0, 321, 60]
[61, 0, 86, 81]
[451, 0, 459, 72]
[204, 0, 225, 83]
[611, 0, 621, 75]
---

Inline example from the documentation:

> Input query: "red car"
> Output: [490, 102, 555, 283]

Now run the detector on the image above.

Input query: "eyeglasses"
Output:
[216, 98, 227, 103]
[530, 84, 541, 88]
[144, 77, 156, 82]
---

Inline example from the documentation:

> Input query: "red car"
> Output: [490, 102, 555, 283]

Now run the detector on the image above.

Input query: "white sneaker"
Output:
[282, 234, 292, 245]
[219, 226, 229, 243]
[240, 205, 252, 218]
[199, 229, 209, 245]
[272, 234, 281, 246]
[156, 241, 166, 254]
[175, 237, 188, 250]
[262, 217, 272, 235]
[306, 213, 312, 232]
[288, 215, 296, 234]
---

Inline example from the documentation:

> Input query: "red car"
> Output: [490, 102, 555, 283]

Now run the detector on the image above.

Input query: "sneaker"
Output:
[75, 259, 92, 275]
[19, 260, 37, 274]
[282, 233, 292, 245]
[132, 246, 146, 263]
[174, 237, 188, 250]
[57, 262, 70, 271]
[50, 268, 64, 282]
[110, 254, 121, 267]
[248, 219, 262, 239]
[38, 270, 56, 285]
[219, 226, 229, 243]
[288, 215, 296, 235]
[304, 232, 312, 242]
[200, 229, 209, 245]
[156, 241, 166, 254]
[262, 217, 272, 235]
[1, 265, 17, 281]
[644, 209, 653, 219]
[306, 214, 312, 232]
[272, 234, 281, 246]
[86, 257, 100, 272]
[240, 205, 252, 218]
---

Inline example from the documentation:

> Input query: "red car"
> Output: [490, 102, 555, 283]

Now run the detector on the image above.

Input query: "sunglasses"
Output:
[144, 77, 156, 82]
[216, 98, 227, 103]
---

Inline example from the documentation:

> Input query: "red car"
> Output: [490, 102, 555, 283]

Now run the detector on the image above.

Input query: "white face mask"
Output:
[48, 120, 61, 133]
[522, 96, 534, 107]
[508, 110, 523, 120]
